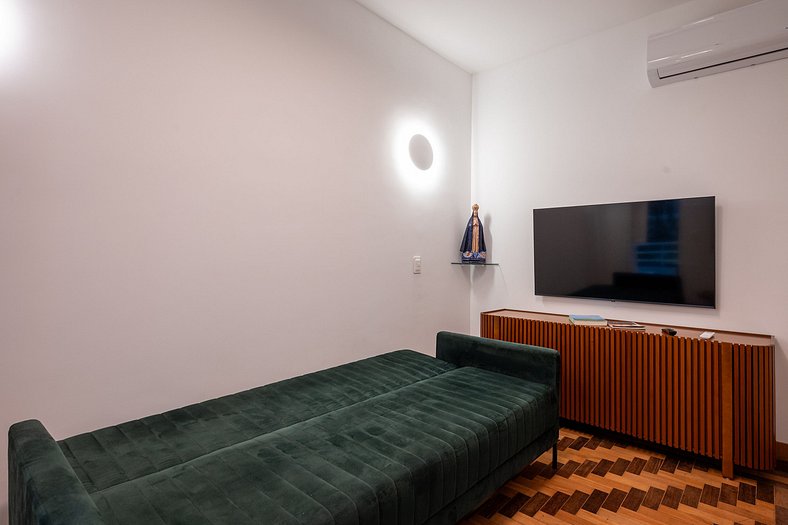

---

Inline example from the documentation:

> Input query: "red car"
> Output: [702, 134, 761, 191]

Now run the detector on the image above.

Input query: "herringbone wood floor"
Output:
[460, 428, 788, 525]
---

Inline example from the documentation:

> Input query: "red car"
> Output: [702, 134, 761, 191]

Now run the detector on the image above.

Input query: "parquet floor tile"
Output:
[460, 428, 788, 525]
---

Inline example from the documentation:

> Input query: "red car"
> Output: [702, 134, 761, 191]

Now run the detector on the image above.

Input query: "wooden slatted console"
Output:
[480, 309, 776, 477]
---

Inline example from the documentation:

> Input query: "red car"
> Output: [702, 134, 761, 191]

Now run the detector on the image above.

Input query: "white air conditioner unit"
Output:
[647, 0, 788, 87]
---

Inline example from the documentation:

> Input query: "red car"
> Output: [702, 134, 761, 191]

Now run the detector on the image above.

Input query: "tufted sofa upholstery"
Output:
[9, 331, 559, 525]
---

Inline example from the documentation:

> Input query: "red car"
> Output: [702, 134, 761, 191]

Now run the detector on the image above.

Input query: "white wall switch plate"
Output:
[412, 256, 421, 274]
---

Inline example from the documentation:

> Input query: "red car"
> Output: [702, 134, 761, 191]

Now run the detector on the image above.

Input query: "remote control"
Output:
[661, 327, 677, 336]
[699, 331, 715, 340]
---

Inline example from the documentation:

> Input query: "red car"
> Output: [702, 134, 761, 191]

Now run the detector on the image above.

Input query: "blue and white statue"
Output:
[460, 203, 487, 263]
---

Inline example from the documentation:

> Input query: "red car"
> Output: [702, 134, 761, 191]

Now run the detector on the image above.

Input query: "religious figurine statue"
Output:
[460, 203, 487, 263]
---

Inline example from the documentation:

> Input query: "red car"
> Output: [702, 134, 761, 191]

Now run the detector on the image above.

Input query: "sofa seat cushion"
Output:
[87, 367, 555, 525]
[59, 350, 456, 493]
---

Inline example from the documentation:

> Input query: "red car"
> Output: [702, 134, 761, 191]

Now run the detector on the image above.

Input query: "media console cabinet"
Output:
[480, 309, 776, 477]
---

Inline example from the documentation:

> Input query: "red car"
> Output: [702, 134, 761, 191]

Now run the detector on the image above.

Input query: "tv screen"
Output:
[533, 196, 716, 308]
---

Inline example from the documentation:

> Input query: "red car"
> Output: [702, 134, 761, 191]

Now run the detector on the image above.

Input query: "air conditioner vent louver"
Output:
[647, 0, 788, 87]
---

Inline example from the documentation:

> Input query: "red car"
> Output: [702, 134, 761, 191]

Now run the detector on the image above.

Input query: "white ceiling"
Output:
[353, 0, 701, 73]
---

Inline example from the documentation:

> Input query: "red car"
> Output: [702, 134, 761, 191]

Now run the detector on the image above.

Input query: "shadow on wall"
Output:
[483, 213, 493, 260]
[468, 212, 506, 310]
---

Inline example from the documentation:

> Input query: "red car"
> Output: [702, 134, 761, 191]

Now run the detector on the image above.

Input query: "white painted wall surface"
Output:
[472, 0, 788, 441]
[0, 1, 471, 520]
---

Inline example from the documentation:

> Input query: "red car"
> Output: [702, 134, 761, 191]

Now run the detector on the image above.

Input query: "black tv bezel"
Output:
[532, 196, 716, 309]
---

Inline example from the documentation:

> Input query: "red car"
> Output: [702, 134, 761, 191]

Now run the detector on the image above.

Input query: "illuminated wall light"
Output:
[0, 0, 23, 67]
[392, 118, 442, 193]
[408, 134, 433, 170]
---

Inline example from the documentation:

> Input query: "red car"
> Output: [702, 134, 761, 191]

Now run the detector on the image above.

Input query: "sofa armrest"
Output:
[436, 331, 560, 397]
[8, 420, 104, 525]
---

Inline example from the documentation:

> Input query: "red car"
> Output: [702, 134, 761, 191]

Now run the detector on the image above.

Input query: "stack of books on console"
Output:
[607, 320, 647, 330]
[568, 314, 607, 326]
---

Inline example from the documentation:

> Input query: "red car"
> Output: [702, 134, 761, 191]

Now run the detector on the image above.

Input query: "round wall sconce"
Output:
[408, 134, 434, 171]
[392, 118, 441, 193]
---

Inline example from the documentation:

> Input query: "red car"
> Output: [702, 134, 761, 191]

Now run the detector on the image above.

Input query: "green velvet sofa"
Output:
[8, 331, 559, 525]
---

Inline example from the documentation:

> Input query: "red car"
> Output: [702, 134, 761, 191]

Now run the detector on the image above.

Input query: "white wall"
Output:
[472, 0, 788, 442]
[0, 1, 471, 520]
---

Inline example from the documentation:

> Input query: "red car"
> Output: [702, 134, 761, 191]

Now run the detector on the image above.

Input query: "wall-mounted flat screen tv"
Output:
[533, 196, 716, 308]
